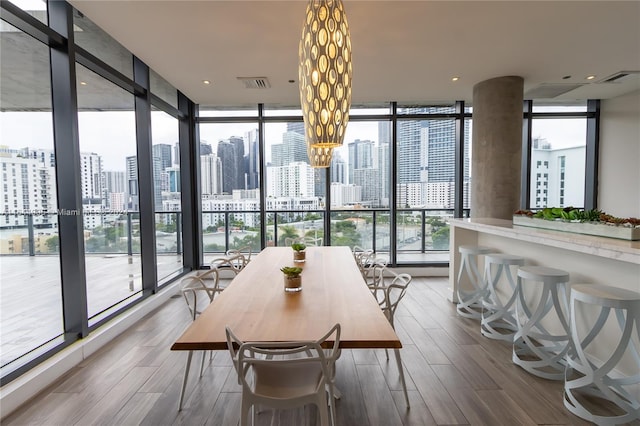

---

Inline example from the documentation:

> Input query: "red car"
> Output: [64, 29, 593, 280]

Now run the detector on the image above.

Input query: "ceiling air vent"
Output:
[597, 71, 640, 83]
[237, 77, 271, 89]
[524, 83, 586, 99]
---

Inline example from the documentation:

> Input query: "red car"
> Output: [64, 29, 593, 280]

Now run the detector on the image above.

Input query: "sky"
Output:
[1, 110, 587, 171]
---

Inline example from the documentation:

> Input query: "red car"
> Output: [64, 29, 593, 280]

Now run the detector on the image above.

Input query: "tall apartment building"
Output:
[152, 143, 173, 170]
[245, 129, 259, 190]
[330, 150, 346, 184]
[217, 137, 246, 193]
[266, 162, 314, 198]
[0, 154, 57, 228]
[102, 170, 125, 209]
[271, 131, 307, 167]
[330, 182, 362, 207]
[201, 154, 223, 195]
[531, 139, 585, 208]
[125, 156, 139, 211]
[347, 139, 374, 184]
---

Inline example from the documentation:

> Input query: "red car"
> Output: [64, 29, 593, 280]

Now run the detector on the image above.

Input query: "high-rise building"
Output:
[531, 141, 585, 208]
[266, 162, 314, 198]
[125, 156, 139, 211]
[271, 131, 307, 167]
[152, 156, 163, 210]
[201, 154, 223, 195]
[229, 136, 245, 190]
[173, 141, 180, 166]
[166, 167, 180, 193]
[102, 171, 125, 209]
[330, 150, 346, 184]
[347, 139, 374, 184]
[79, 152, 103, 201]
[330, 182, 362, 207]
[152, 144, 173, 170]
[245, 129, 259, 190]
[377, 141, 390, 207]
[353, 168, 379, 204]
[217, 137, 246, 193]
[395, 107, 471, 208]
[200, 142, 212, 156]
[0, 154, 57, 228]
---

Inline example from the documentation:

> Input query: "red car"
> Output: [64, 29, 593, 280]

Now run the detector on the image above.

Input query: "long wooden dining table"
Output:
[172, 246, 401, 410]
[172, 246, 401, 351]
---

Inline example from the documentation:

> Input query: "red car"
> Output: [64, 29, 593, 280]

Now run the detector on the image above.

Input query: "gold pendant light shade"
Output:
[307, 145, 334, 168]
[299, 0, 352, 160]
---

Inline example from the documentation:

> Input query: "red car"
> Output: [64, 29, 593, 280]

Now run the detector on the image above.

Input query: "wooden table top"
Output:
[171, 246, 401, 351]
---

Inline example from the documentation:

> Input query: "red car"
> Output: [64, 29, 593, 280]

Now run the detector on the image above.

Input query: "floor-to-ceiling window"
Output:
[151, 107, 183, 282]
[0, 1, 194, 384]
[528, 103, 587, 209]
[76, 64, 144, 326]
[198, 109, 261, 262]
[329, 110, 391, 254]
[0, 21, 64, 380]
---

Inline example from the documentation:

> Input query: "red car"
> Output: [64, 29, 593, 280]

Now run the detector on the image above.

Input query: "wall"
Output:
[599, 90, 640, 218]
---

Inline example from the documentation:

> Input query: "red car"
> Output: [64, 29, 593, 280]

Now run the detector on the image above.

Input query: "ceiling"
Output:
[67, 1, 640, 108]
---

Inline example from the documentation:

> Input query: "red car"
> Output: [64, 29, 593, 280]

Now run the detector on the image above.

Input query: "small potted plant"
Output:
[281, 266, 303, 292]
[291, 242, 307, 263]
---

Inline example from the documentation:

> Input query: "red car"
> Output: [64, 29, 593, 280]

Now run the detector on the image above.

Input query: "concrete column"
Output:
[471, 76, 524, 219]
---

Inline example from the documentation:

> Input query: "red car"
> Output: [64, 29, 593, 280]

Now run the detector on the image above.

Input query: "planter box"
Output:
[512, 216, 640, 241]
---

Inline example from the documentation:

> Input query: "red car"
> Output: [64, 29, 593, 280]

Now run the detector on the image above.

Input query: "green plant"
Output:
[291, 242, 306, 252]
[280, 266, 302, 278]
[515, 207, 639, 226]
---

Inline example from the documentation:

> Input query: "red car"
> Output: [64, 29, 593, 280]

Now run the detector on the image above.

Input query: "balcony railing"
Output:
[1, 208, 469, 264]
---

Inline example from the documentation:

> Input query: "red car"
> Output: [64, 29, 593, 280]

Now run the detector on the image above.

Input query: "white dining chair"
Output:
[368, 272, 412, 409]
[226, 245, 253, 266]
[178, 275, 220, 410]
[226, 323, 341, 426]
[210, 253, 246, 277]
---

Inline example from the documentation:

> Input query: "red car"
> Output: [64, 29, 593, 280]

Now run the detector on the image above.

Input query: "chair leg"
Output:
[394, 348, 410, 409]
[326, 384, 337, 426]
[178, 350, 193, 411]
[385, 348, 389, 360]
[318, 396, 330, 426]
[199, 350, 207, 377]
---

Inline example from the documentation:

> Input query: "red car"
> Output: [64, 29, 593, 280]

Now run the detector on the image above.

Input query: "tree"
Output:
[45, 236, 59, 253]
[278, 225, 299, 246]
[432, 225, 450, 250]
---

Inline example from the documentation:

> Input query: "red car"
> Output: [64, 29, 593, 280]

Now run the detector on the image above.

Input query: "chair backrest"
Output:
[227, 246, 253, 264]
[303, 236, 322, 247]
[353, 247, 375, 277]
[181, 276, 217, 321]
[374, 273, 412, 328]
[225, 323, 341, 385]
[210, 253, 246, 275]
[283, 237, 300, 246]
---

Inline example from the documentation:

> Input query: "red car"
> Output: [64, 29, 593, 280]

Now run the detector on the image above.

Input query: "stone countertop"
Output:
[449, 218, 640, 265]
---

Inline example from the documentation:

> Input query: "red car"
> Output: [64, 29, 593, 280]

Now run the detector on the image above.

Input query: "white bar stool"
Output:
[513, 266, 571, 380]
[481, 253, 525, 341]
[564, 284, 640, 425]
[456, 245, 494, 319]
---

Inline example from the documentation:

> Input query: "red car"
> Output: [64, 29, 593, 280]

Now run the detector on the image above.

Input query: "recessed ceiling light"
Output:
[203, 80, 211, 85]
[451, 76, 460, 82]
[79, 81, 87, 86]
[586, 75, 596, 80]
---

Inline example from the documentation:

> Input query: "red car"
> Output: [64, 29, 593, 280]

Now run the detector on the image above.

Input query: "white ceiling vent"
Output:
[597, 71, 640, 84]
[524, 83, 586, 99]
[237, 77, 271, 89]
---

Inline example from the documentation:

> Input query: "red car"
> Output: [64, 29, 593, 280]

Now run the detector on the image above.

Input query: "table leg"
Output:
[178, 351, 193, 411]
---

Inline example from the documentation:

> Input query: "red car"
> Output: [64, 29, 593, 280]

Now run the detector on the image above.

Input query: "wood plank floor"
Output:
[3, 277, 632, 425]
